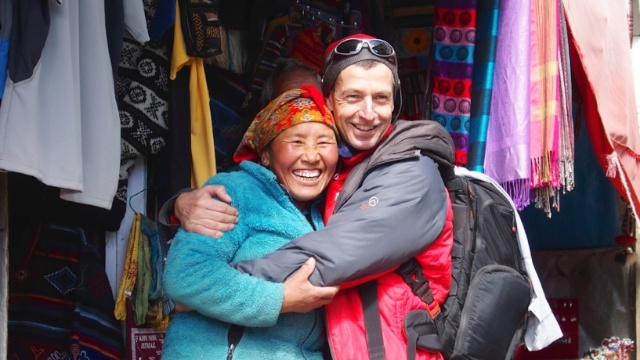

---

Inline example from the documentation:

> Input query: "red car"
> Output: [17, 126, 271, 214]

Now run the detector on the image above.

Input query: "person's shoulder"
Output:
[392, 119, 448, 135]
[202, 163, 259, 190]
[206, 161, 276, 200]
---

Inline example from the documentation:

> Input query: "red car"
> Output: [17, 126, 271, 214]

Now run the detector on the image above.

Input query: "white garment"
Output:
[0, 0, 120, 209]
[454, 167, 563, 351]
[124, 0, 150, 44]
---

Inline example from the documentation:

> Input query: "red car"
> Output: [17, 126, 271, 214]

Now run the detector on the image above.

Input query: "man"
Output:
[162, 34, 456, 359]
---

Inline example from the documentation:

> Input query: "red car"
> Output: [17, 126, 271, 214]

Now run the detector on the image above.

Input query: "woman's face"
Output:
[261, 122, 338, 209]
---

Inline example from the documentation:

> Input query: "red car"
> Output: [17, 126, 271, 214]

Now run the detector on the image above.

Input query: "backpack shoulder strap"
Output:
[359, 281, 386, 360]
[396, 259, 446, 358]
[396, 258, 443, 321]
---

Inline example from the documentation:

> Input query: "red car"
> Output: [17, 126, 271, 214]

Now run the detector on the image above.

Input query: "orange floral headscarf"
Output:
[233, 84, 337, 163]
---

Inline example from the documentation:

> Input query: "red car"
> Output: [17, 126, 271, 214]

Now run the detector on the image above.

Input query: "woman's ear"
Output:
[260, 152, 270, 167]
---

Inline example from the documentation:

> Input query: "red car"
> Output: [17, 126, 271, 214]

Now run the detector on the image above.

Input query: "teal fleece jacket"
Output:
[162, 161, 327, 360]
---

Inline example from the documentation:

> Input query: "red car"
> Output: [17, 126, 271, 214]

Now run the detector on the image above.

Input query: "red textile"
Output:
[563, 0, 640, 219]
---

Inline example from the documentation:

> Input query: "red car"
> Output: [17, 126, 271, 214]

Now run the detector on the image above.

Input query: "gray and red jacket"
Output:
[234, 119, 456, 359]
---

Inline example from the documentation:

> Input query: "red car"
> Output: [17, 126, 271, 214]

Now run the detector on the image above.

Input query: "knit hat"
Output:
[321, 33, 400, 97]
[233, 84, 337, 163]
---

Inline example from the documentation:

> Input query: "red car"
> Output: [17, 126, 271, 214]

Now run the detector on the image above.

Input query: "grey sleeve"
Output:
[157, 187, 194, 228]
[233, 155, 448, 286]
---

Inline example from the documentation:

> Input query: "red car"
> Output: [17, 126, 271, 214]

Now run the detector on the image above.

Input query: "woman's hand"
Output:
[281, 258, 339, 313]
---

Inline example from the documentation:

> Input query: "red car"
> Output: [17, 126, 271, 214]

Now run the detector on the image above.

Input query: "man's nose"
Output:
[358, 98, 375, 120]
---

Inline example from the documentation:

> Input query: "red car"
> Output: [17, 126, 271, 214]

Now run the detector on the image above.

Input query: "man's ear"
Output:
[326, 93, 335, 112]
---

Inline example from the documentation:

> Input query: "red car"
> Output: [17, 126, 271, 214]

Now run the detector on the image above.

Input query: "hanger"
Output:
[128, 187, 148, 214]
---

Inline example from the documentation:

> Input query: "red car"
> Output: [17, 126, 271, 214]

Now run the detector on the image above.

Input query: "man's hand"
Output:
[281, 258, 339, 313]
[174, 185, 239, 238]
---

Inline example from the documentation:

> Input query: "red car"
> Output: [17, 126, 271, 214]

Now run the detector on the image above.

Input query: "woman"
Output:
[162, 85, 340, 359]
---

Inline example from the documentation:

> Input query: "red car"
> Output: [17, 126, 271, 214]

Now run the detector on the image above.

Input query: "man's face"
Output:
[326, 62, 395, 151]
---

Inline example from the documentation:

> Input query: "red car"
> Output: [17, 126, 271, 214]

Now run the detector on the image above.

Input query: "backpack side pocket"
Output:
[452, 265, 531, 360]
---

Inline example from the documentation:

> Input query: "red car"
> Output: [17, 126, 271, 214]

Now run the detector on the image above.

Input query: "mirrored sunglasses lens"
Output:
[369, 40, 394, 56]
[335, 39, 362, 55]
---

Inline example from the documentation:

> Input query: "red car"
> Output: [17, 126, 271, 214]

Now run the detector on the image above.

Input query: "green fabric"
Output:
[134, 220, 152, 326]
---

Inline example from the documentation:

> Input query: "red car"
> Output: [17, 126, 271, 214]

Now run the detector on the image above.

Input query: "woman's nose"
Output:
[302, 146, 320, 162]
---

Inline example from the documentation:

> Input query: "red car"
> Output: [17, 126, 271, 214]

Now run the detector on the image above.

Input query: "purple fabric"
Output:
[483, 0, 531, 210]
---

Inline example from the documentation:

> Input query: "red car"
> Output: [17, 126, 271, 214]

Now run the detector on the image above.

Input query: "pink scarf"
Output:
[529, 0, 563, 216]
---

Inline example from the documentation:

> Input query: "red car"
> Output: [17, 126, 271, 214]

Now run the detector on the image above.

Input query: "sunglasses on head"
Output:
[328, 38, 397, 65]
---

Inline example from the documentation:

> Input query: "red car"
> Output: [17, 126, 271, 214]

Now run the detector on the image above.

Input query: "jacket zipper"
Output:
[227, 324, 244, 360]
[227, 343, 236, 360]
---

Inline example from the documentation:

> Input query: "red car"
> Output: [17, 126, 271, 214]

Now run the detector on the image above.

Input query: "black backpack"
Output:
[362, 170, 533, 360]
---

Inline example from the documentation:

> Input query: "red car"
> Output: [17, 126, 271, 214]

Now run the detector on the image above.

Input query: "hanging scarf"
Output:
[114, 212, 141, 320]
[142, 215, 173, 329]
[465, 0, 500, 172]
[557, 1, 575, 197]
[484, 0, 532, 210]
[431, 0, 477, 166]
[529, 0, 562, 216]
[134, 221, 152, 326]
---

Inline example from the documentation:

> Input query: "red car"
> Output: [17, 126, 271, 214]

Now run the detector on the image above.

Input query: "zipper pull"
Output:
[227, 343, 236, 360]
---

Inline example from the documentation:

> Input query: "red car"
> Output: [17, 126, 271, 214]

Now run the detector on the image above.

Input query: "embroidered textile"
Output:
[431, 0, 477, 166]
[8, 222, 123, 360]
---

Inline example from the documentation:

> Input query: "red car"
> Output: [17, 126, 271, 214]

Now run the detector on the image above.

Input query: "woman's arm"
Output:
[163, 227, 284, 327]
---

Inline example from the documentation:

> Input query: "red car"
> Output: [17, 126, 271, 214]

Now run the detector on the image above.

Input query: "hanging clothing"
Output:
[484, 0, 532, 210]
[8, 221, 124, 360]
[171, 0, 217, 188]
[430, 0, 477, 166]
[529, 0, 562, 215]
[465, 0, 499, 172]
[0, 0, 13, 100]
[0, 0, 120, 210]
[563, 0, 640, 220]
[112, 0, 170, 230]
[123, 0, 150, 44]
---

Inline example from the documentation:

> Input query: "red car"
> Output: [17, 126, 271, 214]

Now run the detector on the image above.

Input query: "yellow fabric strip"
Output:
[114, 212, 141, 320]
[189, 59, 217, 188]
[171, 2, 217, 188]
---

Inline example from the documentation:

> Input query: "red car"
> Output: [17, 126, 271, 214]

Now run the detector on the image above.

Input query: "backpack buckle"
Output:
[417, 285, 441, 319]
[397, 259, 442, 320]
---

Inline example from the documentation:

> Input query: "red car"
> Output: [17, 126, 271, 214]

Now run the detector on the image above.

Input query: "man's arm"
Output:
[234, 155, 448, 286]
[164, 228, 337, 326]
[157, 185, 239, 238]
